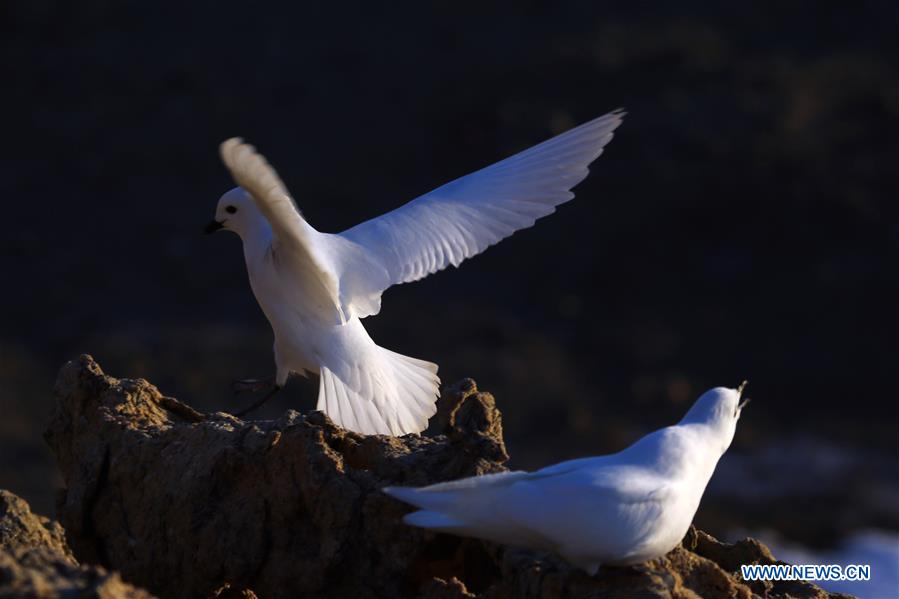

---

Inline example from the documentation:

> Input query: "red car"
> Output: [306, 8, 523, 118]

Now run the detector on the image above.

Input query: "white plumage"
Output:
[210, 110, 625, 436]
[385, 385, 749, 573]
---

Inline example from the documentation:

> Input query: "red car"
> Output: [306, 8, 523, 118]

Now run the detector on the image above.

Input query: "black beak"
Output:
[204, 220, 224, 234]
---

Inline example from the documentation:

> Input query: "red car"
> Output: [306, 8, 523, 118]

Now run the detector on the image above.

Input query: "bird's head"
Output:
[205, 187, 265, 239]
[679, 381, 750, 452]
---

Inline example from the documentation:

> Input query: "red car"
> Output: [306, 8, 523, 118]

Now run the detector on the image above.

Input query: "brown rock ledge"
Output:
[0, 489, 152, 598]
[40, 355, 850, 599]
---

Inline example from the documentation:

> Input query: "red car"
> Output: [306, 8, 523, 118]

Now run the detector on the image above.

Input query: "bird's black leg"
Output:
[232, 376, 276, 394]
[233, 385, 282, 418]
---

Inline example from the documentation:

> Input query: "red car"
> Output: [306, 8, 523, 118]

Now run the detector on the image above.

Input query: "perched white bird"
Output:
[384, 383, 750, 573]
[206, 110, 625, 436]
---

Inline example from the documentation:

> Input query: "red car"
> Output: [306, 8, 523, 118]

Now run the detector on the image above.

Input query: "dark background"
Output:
[1, 0, 896, 556]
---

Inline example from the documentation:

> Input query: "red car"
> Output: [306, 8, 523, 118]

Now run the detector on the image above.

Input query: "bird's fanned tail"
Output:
[317, 343, 439, 436]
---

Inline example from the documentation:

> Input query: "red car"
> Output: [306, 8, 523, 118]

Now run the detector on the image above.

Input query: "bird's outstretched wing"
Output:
[220, 138, 348, 321]
[337, 110, 625, 317]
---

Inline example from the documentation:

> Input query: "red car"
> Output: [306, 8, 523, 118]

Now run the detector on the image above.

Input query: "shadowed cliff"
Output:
[3, 355, 847, 598]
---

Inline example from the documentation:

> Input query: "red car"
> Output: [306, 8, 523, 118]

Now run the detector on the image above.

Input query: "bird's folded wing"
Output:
[383, 470, 534, 512]
[384, 463, 671, 543]
[220, 138, 345, 320]
[336, 109, 625, 317]
[535, 458, 674, 504]
[384, 462, 662, 508]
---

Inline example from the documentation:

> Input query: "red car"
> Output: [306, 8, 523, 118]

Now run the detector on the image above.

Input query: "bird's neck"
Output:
[239, 221, 275, 261]
[681, 423, 731, 480]
[635, 424, 727, 480]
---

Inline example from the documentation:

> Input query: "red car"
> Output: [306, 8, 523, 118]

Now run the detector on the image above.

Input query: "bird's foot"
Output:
[231, 385, 282, 419]
[231, 377, 276, 395]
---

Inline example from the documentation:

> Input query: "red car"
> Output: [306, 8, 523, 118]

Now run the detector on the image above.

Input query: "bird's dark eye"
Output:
[225, 205, 237, 214]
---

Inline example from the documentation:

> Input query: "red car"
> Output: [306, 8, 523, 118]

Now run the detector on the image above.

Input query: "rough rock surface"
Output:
[44, 355, 851, 599]
[0, 489, 153, 598]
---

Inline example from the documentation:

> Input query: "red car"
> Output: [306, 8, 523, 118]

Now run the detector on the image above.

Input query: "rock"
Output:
[44, 355, 850, 598]
[0, 489, 153, 598]
[683, 528, 854, 599]
[44, 355, 508, 599]
[0, 490, 72, 560]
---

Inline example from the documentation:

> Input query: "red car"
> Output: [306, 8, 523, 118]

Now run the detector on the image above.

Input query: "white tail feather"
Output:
[317, 346, 439, 436]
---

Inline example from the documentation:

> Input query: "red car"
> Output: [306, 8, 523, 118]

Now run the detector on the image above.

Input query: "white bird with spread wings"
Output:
[206, 109, 625, 436]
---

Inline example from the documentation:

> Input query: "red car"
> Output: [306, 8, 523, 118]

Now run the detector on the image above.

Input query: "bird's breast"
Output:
[244, 247, 337, 335]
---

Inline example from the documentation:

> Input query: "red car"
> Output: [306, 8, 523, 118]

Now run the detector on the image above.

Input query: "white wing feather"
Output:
[337, 110, 625, 317]
[220, 138, 310, 245]
[383, 460, 671, 555]
[220, 138, 352, 320]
